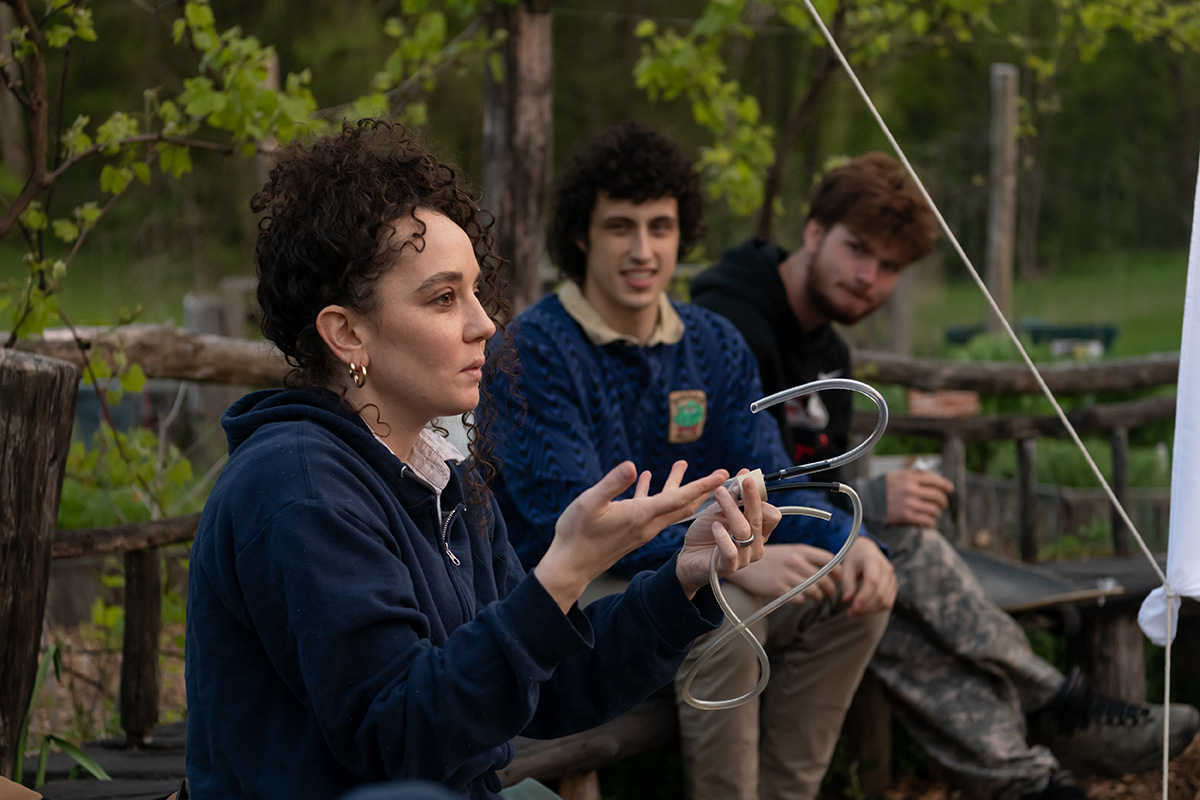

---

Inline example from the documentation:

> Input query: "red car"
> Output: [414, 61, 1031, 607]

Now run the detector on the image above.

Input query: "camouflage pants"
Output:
[868, 526, 1066, 800]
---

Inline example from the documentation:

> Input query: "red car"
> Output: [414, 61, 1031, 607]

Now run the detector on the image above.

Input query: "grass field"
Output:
[0, 238, 252, 331]
[911, 249, 1189, 357]
[4, 238, 1189, 354]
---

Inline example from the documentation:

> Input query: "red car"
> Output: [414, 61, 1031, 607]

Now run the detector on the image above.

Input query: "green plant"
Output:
[11, 642, 112, 786]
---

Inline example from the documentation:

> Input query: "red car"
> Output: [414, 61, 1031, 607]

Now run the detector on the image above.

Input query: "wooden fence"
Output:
[3, 326, 1184, 788]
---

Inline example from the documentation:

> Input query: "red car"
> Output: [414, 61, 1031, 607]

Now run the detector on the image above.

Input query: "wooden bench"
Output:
[510, 550, 1175, 800]
[6, 334, 1185, 793]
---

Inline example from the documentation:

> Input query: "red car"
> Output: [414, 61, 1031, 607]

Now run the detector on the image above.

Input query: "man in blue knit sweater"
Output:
[489, 122, 895, 800]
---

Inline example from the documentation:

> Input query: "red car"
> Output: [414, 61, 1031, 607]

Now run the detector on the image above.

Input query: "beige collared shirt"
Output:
[557, 281, 685, 347]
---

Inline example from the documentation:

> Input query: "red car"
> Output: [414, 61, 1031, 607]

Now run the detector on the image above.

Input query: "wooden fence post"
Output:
[1109, 426, 1130, 556]
[942, 435, 968, 545]
[844, 671, 892, 795]
[986, 63, 1018, 335]
[1071, 612, 1146, 703]
[0, 350, 80, 776]
[1017, 438, 1038, 561]
[121, 548, 161, 746]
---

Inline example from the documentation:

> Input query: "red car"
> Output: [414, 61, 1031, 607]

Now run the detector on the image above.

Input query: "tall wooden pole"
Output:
[986, 64, 1019, 335]
[0, 350, 79, 776]
[482, 0, 554, 315]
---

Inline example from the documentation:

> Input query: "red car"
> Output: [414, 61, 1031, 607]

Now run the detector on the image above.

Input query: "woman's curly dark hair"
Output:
[252, 118, 513, 507]
[550, 121, 705, 285]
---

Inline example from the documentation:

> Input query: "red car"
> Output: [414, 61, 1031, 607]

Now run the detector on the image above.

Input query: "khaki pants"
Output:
[675, 584, 888, 800]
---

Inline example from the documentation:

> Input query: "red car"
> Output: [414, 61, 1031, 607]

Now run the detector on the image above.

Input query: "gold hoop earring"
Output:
[348, 362, 367, 389]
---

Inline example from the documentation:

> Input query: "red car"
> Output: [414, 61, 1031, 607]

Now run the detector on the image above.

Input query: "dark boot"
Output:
[1027, 667, 1200, 777]
[1018, 770, 1089, 800]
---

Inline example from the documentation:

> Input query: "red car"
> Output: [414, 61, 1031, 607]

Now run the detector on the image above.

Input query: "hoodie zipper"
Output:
[440, 503, 463, 566]
[401, 464, 463, 567]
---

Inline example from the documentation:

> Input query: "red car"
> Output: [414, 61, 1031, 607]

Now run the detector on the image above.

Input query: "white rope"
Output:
[794, 0, 1178, 791]
[796, 0, 1167, 587]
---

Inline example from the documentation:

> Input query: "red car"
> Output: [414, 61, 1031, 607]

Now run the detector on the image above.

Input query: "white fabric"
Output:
[1139, 148, 1200, 646]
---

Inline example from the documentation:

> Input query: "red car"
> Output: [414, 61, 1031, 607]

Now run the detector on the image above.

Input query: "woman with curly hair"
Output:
[183, 119, 779, 800]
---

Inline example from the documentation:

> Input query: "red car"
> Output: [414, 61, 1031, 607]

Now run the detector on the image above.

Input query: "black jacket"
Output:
[691, 238, 853, 479]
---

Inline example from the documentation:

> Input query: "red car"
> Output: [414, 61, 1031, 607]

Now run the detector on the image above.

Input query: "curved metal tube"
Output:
[679, 378, 889, 710]
[678, 484, 863, 710]
[753, 378, 889, 482]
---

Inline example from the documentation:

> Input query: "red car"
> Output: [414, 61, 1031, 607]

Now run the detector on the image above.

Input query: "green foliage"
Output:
[935, 330, 1173, 494]
[2, 0, 498, 341]
[980, 435, 1169, 490]
[369, 0, 494, 127]
[10, 643, 112, 786]
[61, 422, 199, 527]
[633, 10, 775, 216]
[632, 0, 1005, 218]
[1026, 628, 1067, 671]
[629, 0, 1200, 251]
[1, 0, 298, 338]
[1039, 517, 1117, 560]
[173, 1, 318, 148]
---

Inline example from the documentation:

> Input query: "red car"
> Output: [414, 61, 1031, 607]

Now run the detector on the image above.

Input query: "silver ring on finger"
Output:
[732, 533, 755, 548]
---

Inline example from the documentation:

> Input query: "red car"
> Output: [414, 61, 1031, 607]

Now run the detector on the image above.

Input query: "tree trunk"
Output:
[482, 0, 554, 316]
[0, 350, 80, 776]
[754, 6, 844, 242]
[0, 5, 29, 178]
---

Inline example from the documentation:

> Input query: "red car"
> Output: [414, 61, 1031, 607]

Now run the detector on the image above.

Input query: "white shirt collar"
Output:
[372, 426, 465, 493]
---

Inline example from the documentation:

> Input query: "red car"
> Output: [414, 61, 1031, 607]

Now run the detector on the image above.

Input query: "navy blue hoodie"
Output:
[185, 388, 721, 799]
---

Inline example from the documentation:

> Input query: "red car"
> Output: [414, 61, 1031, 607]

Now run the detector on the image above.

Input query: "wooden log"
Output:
[1017, 439, 1038, 562]
[120, 548, 161, 746]
[0, 350, 80, 776]
[557, 771, 602, 800]
[13, 324, 288, 386]
[52, 513, 201, 559]
[499, 694, 677, 787]
[852, 349, 1178, 395]
[1109, 427, 1130, 556]
[10, 327, 1182, 396]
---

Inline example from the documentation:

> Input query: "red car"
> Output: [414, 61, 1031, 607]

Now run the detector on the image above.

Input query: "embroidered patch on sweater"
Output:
[668, 390, 707, 443]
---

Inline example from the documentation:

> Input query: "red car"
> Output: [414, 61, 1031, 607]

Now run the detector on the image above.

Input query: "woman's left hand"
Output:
[536, 460, 729, 612]
[675, 471, 781, 598]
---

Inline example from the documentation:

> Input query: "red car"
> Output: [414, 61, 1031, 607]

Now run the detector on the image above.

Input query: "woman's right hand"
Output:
[534, 460, 728, 612]
[675, 472, 781, 598]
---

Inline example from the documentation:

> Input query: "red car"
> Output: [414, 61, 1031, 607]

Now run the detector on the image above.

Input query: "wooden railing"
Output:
[9, 328, 1183, 771]
[850, 348, 1177, 561]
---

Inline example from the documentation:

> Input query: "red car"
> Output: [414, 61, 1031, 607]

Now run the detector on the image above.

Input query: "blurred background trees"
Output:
[2, 0, 1198, 343]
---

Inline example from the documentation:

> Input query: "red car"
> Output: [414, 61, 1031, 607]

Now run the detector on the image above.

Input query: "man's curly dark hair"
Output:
[551, 121, 705, 285]
[251, 118, 513, 506]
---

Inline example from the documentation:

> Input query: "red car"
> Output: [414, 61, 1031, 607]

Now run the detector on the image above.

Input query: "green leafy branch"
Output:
[12, 642, 112, 786]
[633, 0, 1005, 229]
[4, 0, 491, 513]
[0, 0, 321, 343]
